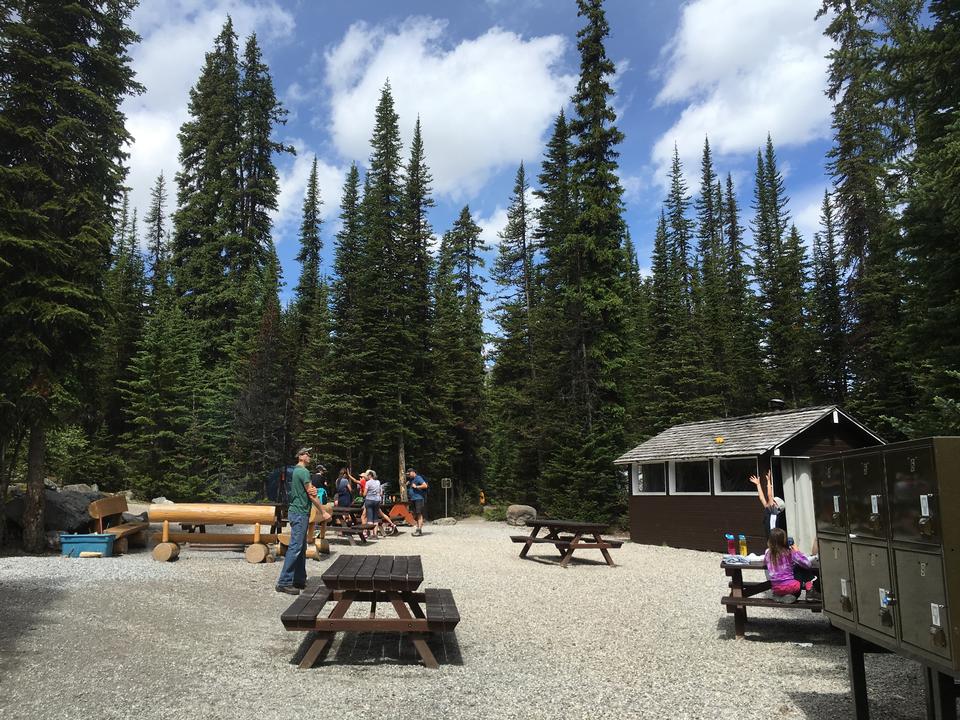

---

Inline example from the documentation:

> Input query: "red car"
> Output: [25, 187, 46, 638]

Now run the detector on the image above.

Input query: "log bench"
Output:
[88, 496, 149, 554]
[721, 559, 822, 638]
[148, 503, 279, 563]
[281, 555, 460, 669]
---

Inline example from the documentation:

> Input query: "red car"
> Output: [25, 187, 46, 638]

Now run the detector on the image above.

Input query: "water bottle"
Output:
[725, 533, 736, 555]
[738, 534, 748, 556]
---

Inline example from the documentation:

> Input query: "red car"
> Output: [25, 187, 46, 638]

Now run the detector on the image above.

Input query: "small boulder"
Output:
[151, 496, 174, 505]
[118, 489, 134, 502]
[506, 504, 537, 526]
[122, 511, 148, 523]
[63, 483, 99, 494]
[45, 530, 61, 550]
[432, 516, 457, 526]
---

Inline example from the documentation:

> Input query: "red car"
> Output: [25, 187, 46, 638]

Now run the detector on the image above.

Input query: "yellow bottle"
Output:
[738, 534, 748, 556]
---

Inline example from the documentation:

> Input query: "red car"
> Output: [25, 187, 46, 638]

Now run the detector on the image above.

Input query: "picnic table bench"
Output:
[88, 496, 149, 554]
[511, 518, 623, 567]
[280, 554, 459, 669]
[721, 558, 822, 639]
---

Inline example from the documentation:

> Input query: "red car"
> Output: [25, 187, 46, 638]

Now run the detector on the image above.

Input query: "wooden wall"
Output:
[777, 415, 882, 457]
[628, 494, 763, 553]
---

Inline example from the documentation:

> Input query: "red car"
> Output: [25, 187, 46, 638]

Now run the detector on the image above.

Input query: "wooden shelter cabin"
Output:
[614, 405, 883, 553]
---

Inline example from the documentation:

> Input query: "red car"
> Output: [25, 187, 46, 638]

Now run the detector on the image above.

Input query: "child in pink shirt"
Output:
[765, 528, 816, 598]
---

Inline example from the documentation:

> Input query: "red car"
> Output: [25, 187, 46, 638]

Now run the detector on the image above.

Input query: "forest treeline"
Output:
[1, 0, 958, 551]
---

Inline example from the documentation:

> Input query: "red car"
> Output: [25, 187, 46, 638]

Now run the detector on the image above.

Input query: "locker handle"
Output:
[832, 511, 842, 525]
[869, 513, 881, 529]
[930, 625, 947, 648]
[918, 516, 934, 537]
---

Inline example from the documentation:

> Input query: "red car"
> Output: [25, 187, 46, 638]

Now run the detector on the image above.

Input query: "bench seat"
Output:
[281, 583, 333, 630]
[509, 535, 623, 549]
[424, 588, 460, 632]
[105, 521, 149, 539]
[721, 595, 822, 611]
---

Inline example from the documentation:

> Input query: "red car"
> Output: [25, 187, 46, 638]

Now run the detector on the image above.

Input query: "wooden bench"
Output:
[88, 496, 149, 554]
[510, 535, 624, 549]
[513, 519, 624, 567]
[424, 588, 461, 632]
[721, 559, 822, 638]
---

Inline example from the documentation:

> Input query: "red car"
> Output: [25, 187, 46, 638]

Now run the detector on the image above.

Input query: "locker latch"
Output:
[869, 495, 881, 529]
[918, 494, 934, 536]
[879, 588, 896, 627]
[930, 604, 947, 647]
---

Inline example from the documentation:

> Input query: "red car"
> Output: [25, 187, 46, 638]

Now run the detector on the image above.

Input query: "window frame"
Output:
[631, 461, 667, 495]
[713, 456, 760, 496]
[669, 458, 713, 496]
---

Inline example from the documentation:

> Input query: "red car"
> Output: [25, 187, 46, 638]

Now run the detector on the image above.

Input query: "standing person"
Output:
[310, 463, 329, 503]
[749, 469, 787, 539]
[405, 468, 428, 537]
[334, 467, 354, 508]
[276, 448, 324, 595]
[362, 470, 382, 526]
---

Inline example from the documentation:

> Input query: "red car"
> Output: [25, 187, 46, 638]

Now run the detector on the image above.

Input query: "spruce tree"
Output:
[811, 191, 847, 402]
[144, 171, 169, 291]
[898, 1, 960, 435]
[538, 0, 631, 522]
[0, 0, 140, 550]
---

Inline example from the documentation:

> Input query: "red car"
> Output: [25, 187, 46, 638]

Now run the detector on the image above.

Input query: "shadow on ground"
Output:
[290, 630, 464, 668]
[788, 689, 926, 720]
[0, 581, 62, 673]
[715, 614, 843, 644]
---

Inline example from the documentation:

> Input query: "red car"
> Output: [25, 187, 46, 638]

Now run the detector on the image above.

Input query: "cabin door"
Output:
[780, 458, 816, 554]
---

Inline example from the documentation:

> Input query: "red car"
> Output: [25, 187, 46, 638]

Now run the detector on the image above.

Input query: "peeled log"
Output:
[152, 542, 180, 562]
[148, 503, 277, 525]
[150, 531, 279, 545]
[244, 543, 270, 564]
[275, 541, 322, 560]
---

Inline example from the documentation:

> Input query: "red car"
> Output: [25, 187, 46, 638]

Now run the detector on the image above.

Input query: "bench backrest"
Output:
[89, 495, 128, 521]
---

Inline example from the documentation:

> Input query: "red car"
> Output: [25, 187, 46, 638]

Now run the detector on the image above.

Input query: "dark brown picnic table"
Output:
[721, 558, 822, 638]
[280, 554, 459, 669]
[511, 518, 623, 567]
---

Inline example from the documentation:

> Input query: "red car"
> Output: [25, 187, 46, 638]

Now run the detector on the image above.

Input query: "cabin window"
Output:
[632, 462, 666, 494]
[716, 457, 759, 494]
[672, 460, 712, 494]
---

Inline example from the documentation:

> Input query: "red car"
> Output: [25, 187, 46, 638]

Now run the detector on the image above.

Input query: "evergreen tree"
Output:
[898, 1, 960, 435]
[488, 165, 541, 502]
[0, 0, 140, 550]
[395, 117, 436, 491]
[143, 171, 169, 291]
[811, 191, 847, 402]
[818, 0, 915, 434]
[324, 165, 367, 465]
[538, 0, 631, 522]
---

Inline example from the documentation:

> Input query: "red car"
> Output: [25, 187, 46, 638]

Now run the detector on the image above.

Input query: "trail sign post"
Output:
[441, 477, 452, 518]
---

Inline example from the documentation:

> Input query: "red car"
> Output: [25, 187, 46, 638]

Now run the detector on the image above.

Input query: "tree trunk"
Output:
[398, 431, 408, 502]
[21, 422, 47, 554]
[0, 429, 24, 548]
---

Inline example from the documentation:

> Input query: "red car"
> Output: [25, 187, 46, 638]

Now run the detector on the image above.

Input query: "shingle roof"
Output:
[615, 406, 851, 464]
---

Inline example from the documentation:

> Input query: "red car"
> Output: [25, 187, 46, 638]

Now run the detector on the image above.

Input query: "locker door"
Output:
[886, 446, 939, 545]
[819, 538, 856, 622]
[894, 550, 951, 661]
[845, 451, 888, 539]
[813, 457, 846, 534]
[851, 544, 897, 638]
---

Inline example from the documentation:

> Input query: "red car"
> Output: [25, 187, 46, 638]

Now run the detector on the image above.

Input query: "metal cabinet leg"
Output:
[926, 667, 958, 720]
[847, 631, 870, 720]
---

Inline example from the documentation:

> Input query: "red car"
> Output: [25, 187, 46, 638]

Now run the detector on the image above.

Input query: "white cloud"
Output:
[475, 188, 543, 248]
[792, 184, 828, 248]
[651, 0, 833, 187]
[323, 18, 577, 198]
[122, 0, 295, 237]
[274, 139, 348, 242]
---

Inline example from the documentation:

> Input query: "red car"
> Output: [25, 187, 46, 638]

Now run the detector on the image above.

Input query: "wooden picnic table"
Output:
[330, 506, 374, 544]
[721, 558, 822, 638]
[280, 554, 459, 669]
[510, 518, 623, 567]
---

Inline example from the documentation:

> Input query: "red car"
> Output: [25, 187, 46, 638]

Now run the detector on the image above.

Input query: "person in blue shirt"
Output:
[405, 467, 428, 537]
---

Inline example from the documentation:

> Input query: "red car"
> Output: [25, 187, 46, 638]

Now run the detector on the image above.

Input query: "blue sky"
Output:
[122, 0, 836, 307]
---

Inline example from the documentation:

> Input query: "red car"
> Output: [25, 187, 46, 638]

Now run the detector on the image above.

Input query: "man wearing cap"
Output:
[276, 447, 323, 595]
[405, 467, 428, 537]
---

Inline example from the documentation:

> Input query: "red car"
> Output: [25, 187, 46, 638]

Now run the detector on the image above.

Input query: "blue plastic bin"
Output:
[60, 533, 115, 557]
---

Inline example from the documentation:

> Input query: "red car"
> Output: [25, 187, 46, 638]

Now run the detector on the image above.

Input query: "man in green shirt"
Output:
[276, 447, 323, 594]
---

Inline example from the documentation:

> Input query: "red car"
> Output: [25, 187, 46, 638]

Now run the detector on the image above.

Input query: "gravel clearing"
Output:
[0, 517, 925, 720]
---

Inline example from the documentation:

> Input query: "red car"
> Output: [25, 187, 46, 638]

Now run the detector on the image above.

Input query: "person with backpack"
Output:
[405, 467, 428, 537]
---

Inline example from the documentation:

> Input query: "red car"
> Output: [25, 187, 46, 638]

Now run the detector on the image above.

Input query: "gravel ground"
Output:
[0, 517, 925, 720]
